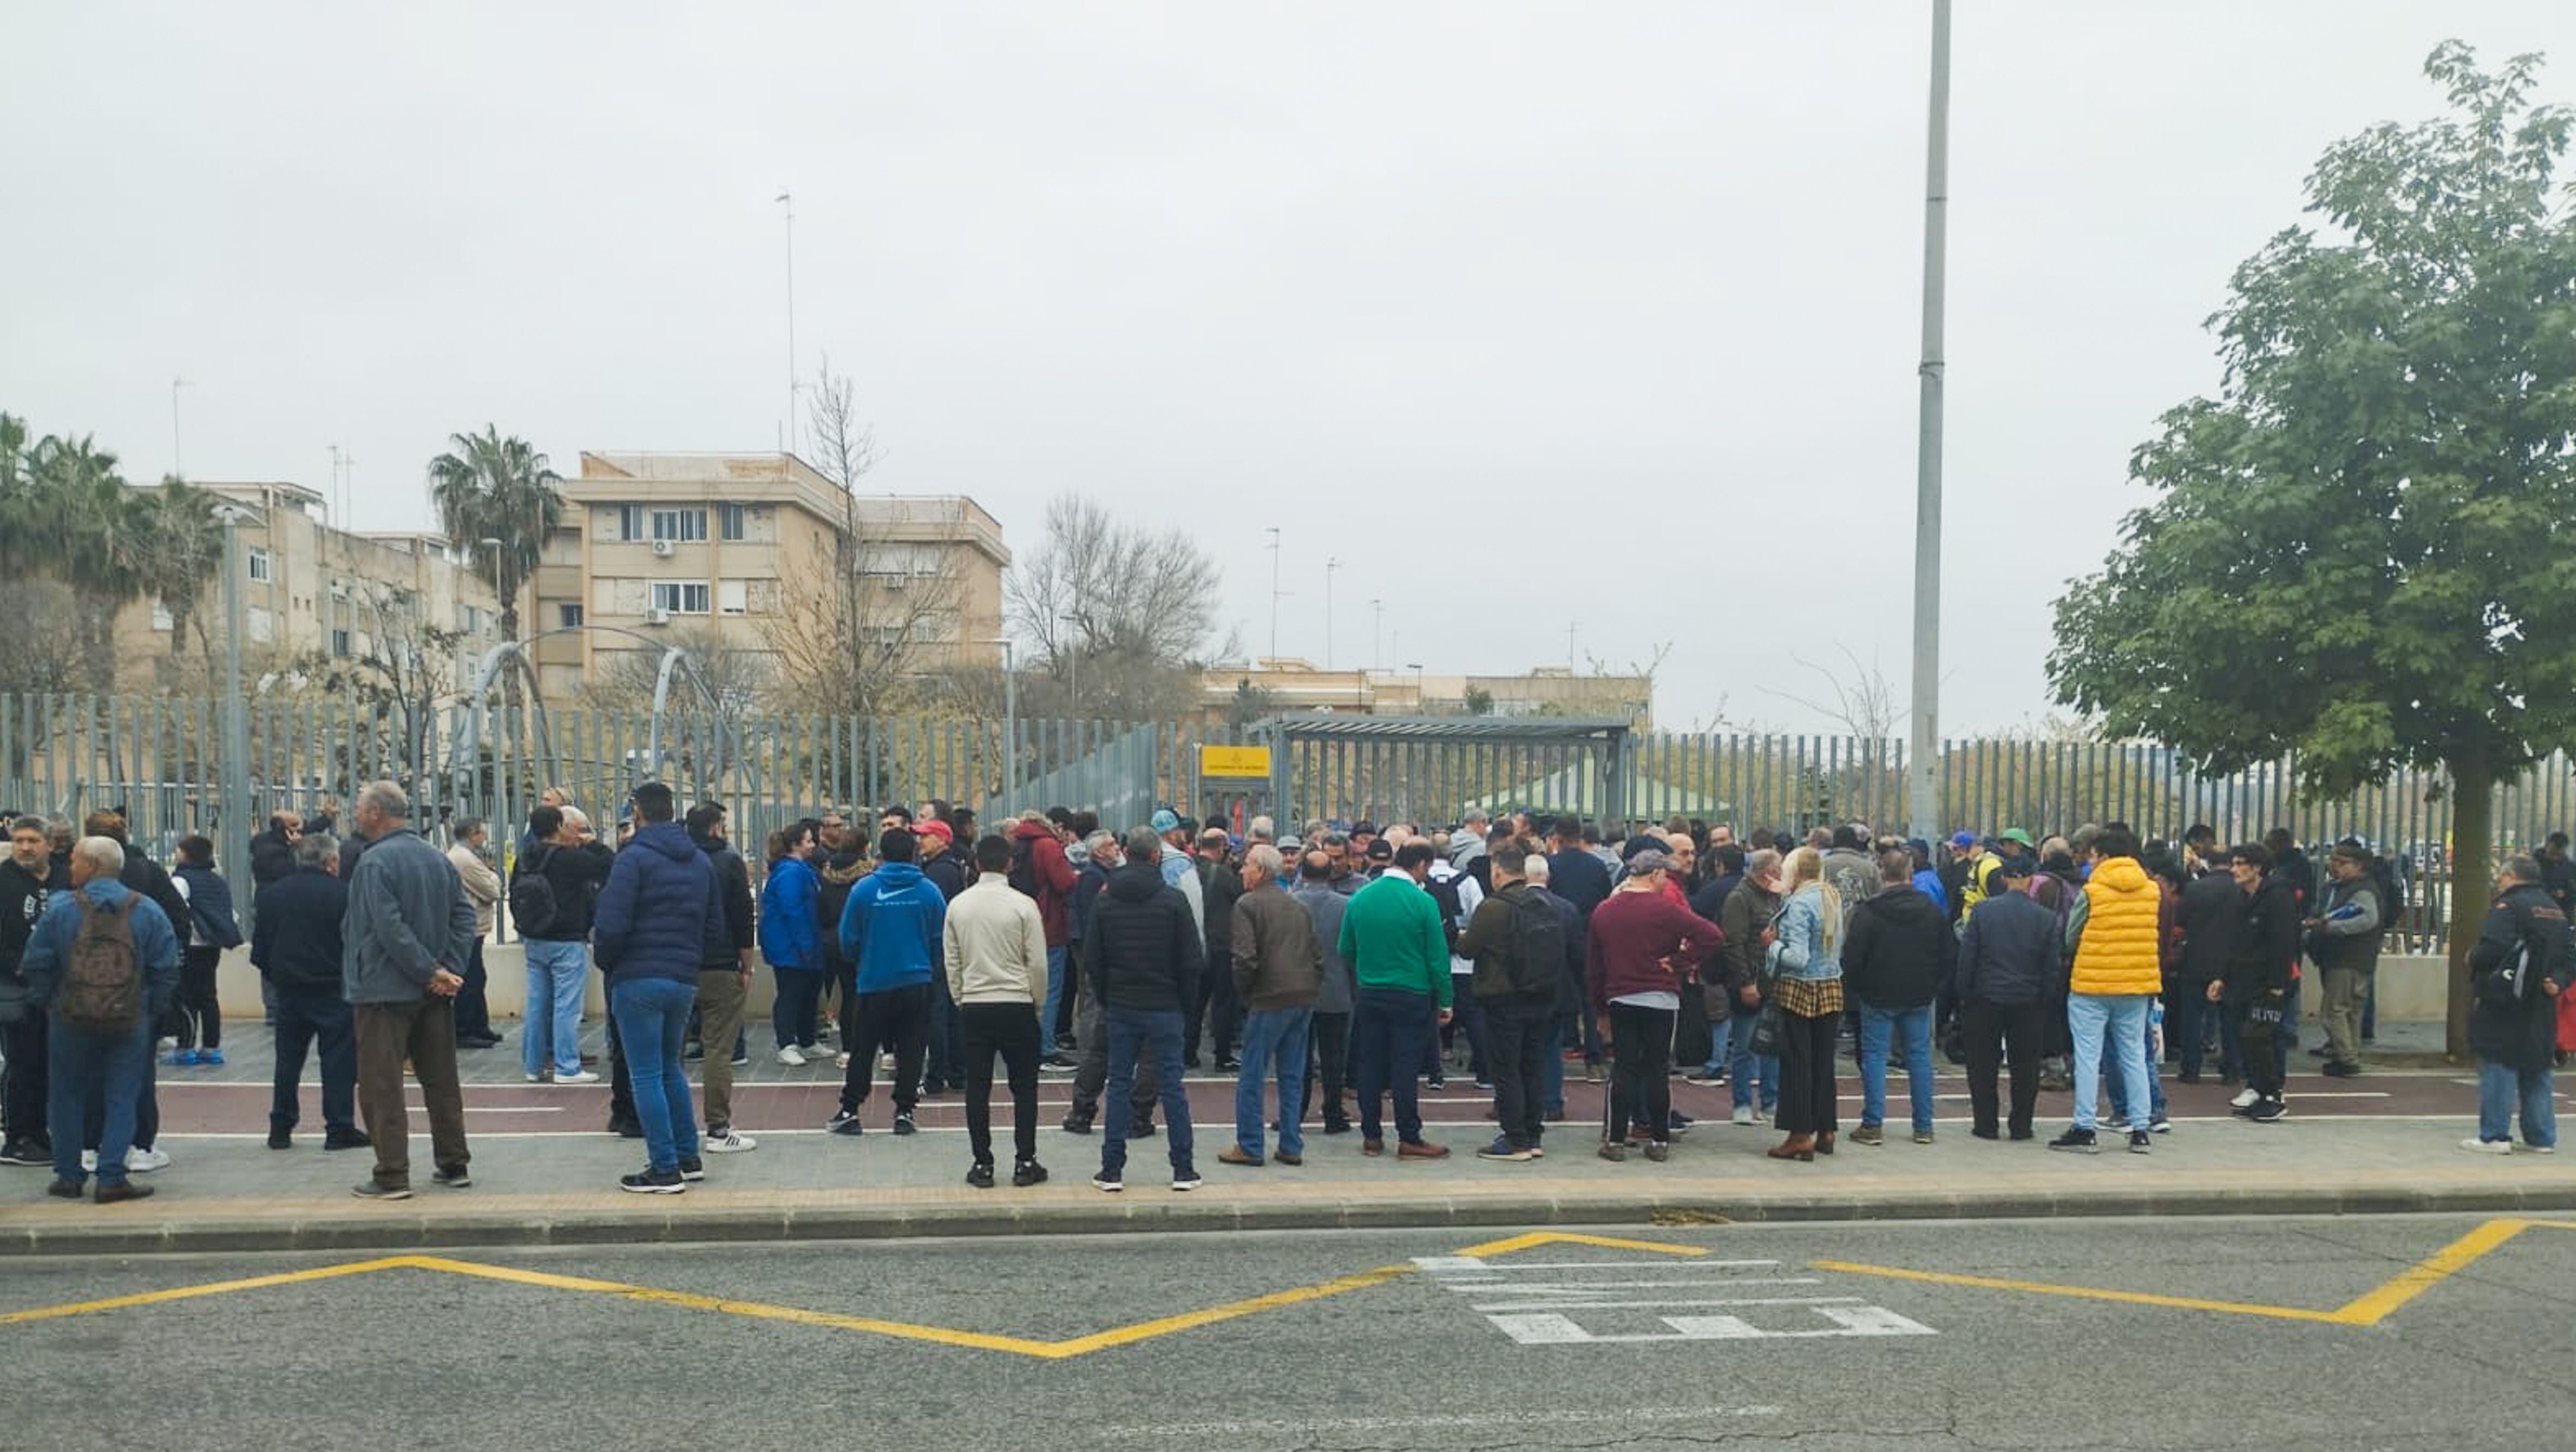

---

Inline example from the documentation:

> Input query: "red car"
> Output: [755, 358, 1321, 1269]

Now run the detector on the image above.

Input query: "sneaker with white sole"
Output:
[126, 1147, 171, 1173]
[553, 1069, 601, 1085]
[2460, 1137, 2514, 1155]
[1092, 1173, 1123, 1192]
[702, 1129, 757, 1153]
[79, 1150, 97, 1173]
[2229, 1087, 2259, 1109]
[1730, 1104, 1755, 1126]
[777, 1045, 807, 1067]
[1171, 1172, 1203, 1191]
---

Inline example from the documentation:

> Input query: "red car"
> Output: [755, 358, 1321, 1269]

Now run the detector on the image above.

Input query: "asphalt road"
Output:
[7, 1215, 2572, 1451]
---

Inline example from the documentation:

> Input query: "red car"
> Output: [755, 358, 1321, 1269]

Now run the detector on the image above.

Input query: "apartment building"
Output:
[530, 452, 1009, 699]
[113, 480, 503, 692]
[1196, 659, 1653, 727]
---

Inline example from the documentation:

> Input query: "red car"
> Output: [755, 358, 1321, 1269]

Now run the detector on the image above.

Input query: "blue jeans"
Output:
[2103, 1015, 2167, 1122]
[770, 964, 821, 1051]
[271, 988, 357, 1135]
[2478, 1060, 2557, 1149]
[1858, 1003, 1936, 1133]
[2068, 993, 2153, 1132]
[1235, 1007, 1313, 1159]
[611, 977, 701, 1174]
[1350, 986, 1435, 1144]
[1102, 1006, 1193, 1179]
[49, 1017, 152, 1187]
[521, 938, 589, 1077]
[1728, 1011, 1779, 1113]
[1041, 945, 1069, 1050]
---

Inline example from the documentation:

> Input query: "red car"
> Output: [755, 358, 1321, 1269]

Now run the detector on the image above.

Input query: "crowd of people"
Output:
[2, 791, 2569, 1203]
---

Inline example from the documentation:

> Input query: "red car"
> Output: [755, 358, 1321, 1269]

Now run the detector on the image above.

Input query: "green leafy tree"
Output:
[428, 425, 562, 646]
[2048, 43, 2576, 1054]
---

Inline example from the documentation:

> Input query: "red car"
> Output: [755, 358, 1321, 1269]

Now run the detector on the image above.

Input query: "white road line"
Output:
[1472, 1296, 1864, 1311]
[1448, 1279, 1822, 1293]
[1106, 1406, 1781, 1437]
[1433, 1258, 1785, 1271]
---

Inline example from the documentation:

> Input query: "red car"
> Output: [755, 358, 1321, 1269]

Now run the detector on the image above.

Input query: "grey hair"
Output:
[1746, 848, 1783, 878]
[1084, 829, 1118, 856]
[2501, 853, 2543, 885]
[1243, 844, 1284, 882]
[295, 833, 339, 869]
[561, 806, 591, 831]
[1122, 825, 1164, 862]
[357, 779, 411, 820]
[1248, 815, 1275, 842]
[73, 836, 124, 875]
[1522, 853, 1551, 884]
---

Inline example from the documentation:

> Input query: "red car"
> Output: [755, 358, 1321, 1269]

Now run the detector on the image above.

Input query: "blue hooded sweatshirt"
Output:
[757, 854, 821, 969]
[839, 860, 945, 994]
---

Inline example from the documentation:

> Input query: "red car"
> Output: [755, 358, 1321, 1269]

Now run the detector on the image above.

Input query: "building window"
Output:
[461, 604, 485, 635]
[617, 505, 645, 541]
[718, 578, 748, 616]
[858, 542, 942, 578]
[650, 508, 707, 543]
[247, 547, 272, 582]
[331, 628, 352, 657]
[650, 581, 710, 615]
[719, 503, 747, 541]
[559, 603, 585, 629]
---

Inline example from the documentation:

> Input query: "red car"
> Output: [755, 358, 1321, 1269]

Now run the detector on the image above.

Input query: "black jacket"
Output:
[815, 851, 869, 974]
[2176, 869, 2243, 984]
[2469, 882, 2576, 1073]
[2225, 875, 2303, 1003]
[121, 845, 191, 952]
[250, 825, 297, 891]
[515, 840, 614, 941]
[693, 831, 755, 967]
[2, 856, 64, 981]
[1954, 891, 2061, 1006]
[1199, 857, 1243, 958]
[1080, 860, 1203, 1013]
[920, 853, 967, 903]
[1843, 885, 1956, 1010]
[250, 866, 349, 995]
[1688, 871, 1742, 926]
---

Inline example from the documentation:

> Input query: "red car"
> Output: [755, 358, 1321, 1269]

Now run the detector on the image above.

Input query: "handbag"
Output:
[1746, 1000, 1786, 1058]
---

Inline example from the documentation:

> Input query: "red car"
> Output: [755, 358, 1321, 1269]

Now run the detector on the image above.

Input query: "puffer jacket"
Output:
[592, 822, 724, 989]
[1081, 859, 1202, 1013]
[758, 854, 821, 969]
[1954, 889, 2061, 1004]
[1843, 884, 1956, 1010]
[1008, 819, 1078, 946]
[815, 851, 869, 976]
[2070, 856, 2164, 996]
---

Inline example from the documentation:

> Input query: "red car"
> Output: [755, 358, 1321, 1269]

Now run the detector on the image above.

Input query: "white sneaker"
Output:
[703, 1129, 758, 1153]
[553, 1069, 601, 1085]
[524, 1072, 547, 1084]
[127, 1147, 171, 1173]
[834, 1052, 852, 1070]
[2460, 1137, 2513, 1155]
[2529, 1144, 2557, 1154]
[2229, 1088, 2259, 1109]
[157, 1036, 178, 1052]
[1731, 1104, 1755, 1126]
[777, 1045, 807, 1067]
[79, 1150, 97, 1173]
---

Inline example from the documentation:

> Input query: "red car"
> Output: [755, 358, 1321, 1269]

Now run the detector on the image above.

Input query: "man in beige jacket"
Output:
[446, 819, 503, 1049]
[943, 833, 1051, 1187]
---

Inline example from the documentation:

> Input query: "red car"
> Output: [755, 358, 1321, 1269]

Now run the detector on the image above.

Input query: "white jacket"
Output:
[942, 877, 1047, 1005]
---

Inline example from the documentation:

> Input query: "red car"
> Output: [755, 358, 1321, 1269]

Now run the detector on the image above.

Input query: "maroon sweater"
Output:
[1585, 887, 1724, 1013]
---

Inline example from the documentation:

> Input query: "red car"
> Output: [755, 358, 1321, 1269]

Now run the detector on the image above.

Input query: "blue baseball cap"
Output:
[1149, 808, 1181, 833]
[1949, 831, 1977, 849]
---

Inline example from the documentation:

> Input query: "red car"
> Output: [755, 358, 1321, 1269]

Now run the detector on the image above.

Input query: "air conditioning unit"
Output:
[651, 539, 676, 557]
[883, 574, 907, 590]
[645, 608, 672, 626]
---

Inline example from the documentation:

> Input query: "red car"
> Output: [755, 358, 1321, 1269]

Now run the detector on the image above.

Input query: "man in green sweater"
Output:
[1337, 841, 1453, 1158]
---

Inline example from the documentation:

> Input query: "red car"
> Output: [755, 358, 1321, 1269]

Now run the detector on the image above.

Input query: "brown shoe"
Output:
[1815, 1131, 1837, 1155]
[1275, 1151, 1302, 1166]
[1642, 1141, 1671, 1163]
[1217, 1145, 1264, 1167]
[1767, 1134, 1816, 1162]
[1362, 1138, 1385, 1156]
[1851, 1124, 1885, 1147]
[94, 1181, 157, 1204]
[1597, 1141, 1627, 1162]
[1397, 1140, 1449, 1160]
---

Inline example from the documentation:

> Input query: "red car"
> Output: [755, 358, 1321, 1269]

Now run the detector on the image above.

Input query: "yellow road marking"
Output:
[0, 1257, 419, 1327]
[1817, 1216, 2576, 1328]
[0, 1230, 1645, 1357]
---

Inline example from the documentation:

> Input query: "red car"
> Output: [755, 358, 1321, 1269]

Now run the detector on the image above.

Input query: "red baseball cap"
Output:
[915, 819, 954, 844]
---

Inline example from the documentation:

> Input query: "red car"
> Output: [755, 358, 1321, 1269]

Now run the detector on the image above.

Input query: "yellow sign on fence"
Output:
[1200, 745, 1273, 779]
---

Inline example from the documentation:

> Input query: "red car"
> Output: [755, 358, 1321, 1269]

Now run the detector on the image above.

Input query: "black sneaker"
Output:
[2321, 1061, 2362, 1078]
[606, 1117, 643, 1139]
[266, 1129, 293, 1150]
[323, 1129, 372, 1151]
[432, 1165, 471, 1189]
[677, 1156, 705, 1181]
[2249, 1097, 2288, 1123]
[1013, 1159, 1049, 1187]
[45, 1179, 83, 1198]
[828, 1110, 864, 1136]
[2127, 1129, 2152, 1154]
[1214, 1058, 1242, 1074]
[1, 1140, 53, 1166]
[352, 1181, 413, 1200]
[1092, 1172, 1123, 1192]
[1058, 1115, 1093, 1136]
[2047, 1127, 2099, 1154]
[1129, 1120, 1158, 1139]
[966, 1161, 996, 1189]
[892, 1113, 917, 1136]
[682, 1041, 705, 1061]
[620, 1167, 685, 1194]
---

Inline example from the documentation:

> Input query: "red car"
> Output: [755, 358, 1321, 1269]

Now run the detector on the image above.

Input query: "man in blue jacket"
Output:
[592, 782, 726, 1193]
[20, 835, 180, 1202]
[830, 827, 947, 1138]
[250, 833, 368, 1152]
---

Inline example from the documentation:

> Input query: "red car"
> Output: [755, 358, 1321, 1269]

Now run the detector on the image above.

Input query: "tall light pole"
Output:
[777, 189, 797, 455]
[215, 502, 254, 925]
[1263, 526, 1282, 665]
[1906, 0, 1953, 841]
[170, 376, 190, 475]
[1323, 557, 1342, 670]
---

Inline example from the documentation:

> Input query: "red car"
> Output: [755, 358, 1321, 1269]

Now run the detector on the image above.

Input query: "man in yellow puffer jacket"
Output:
[2050, 829, 2168, 1155]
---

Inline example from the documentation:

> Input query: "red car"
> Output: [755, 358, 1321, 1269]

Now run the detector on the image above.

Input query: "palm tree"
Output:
[428, 425, 562, 646]
[135, 478, 224, 661]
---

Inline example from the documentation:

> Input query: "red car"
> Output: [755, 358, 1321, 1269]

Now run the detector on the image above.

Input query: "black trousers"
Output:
[1960, 997, 2044, 1136]
[606, 1011, 637, 1127]
[175, 945, 224, 1050]
[1485, 998, 1552, 1149]
[1298, 1009, 1352, 1126]
[2, 1012, 48, 1145]
[844, 982, 930, 1114]
[454, 940, 493, 1040]
[961, 1001, 1042, 1166]
[1774, 1008, 1840, 1136]
[1187, 947, 1240, 1064]
[2238, 998, 2285, 1100]
[1605, 1003, 1675, 1144]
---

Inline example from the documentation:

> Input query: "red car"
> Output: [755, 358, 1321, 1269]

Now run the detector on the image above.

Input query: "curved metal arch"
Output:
[446, 626, 757, 804]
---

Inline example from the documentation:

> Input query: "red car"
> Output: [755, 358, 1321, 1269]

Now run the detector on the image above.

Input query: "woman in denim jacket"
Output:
[1763, 847, 1846, 1161]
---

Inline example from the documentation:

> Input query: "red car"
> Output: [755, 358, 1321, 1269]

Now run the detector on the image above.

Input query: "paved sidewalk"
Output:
[7, 1013, 2569, 1254]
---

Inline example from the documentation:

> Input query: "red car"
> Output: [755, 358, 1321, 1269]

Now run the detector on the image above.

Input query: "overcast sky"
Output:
[9, 3, 2572, 734]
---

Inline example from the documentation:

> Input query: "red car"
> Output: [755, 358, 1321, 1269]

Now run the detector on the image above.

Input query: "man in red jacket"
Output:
[1585, 850, 1722, 1162]
[1008, 812, 1079, 1070]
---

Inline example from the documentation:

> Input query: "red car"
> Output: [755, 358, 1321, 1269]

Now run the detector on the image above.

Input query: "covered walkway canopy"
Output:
[1249, 714, 1636, 830]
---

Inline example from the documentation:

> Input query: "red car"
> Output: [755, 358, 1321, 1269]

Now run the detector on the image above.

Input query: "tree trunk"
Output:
[2442, 751, 2494, 1060]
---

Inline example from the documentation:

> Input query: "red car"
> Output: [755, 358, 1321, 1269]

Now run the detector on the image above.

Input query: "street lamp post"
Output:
[1324, 557, 1342, 671]
[1907, 0, 1953, 839]
[215, 503, 254, 927]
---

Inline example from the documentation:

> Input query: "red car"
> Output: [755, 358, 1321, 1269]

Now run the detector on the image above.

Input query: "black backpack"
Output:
[509, 846, 561, 938]
[1474, 887, 1565, 1001]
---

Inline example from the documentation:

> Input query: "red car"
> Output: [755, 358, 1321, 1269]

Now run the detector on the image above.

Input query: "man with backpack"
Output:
[19, 835, 180, 1203]
[1006, 811, 1079, 1070]
[1455, 842, 1564, 1162]
[511, 804, 612, 1087]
